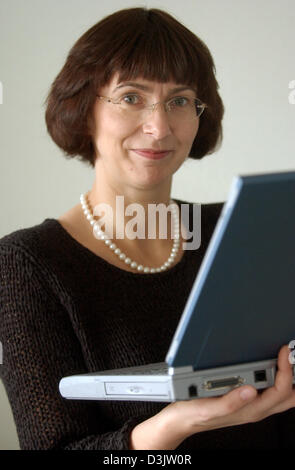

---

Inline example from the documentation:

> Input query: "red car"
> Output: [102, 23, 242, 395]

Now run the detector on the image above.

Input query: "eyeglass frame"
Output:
[96, 94, 207, 119]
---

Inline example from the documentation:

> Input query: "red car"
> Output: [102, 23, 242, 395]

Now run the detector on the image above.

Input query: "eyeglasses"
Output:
[96, 93, 207, 122]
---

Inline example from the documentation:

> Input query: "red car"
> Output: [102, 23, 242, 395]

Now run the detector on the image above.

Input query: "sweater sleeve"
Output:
[0, 244, 146, 450]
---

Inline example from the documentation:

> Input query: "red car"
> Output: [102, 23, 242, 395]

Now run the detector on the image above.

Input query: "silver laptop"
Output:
[59, 171, 295, 402]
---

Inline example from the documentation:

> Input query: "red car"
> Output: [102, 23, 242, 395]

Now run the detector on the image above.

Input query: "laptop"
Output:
[59, 170, 295, 402]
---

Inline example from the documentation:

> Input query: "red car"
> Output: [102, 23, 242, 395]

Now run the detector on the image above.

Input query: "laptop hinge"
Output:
[168, 365, 194, 375]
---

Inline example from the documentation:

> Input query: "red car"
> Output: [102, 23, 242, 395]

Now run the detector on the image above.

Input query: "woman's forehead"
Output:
[103, 72, 197, 94]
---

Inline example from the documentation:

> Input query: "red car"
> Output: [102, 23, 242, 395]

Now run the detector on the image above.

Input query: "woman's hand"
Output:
[129, 345, 295, 450]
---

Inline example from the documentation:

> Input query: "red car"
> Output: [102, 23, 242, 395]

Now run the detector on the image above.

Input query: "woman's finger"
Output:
[247, 346, 295, 417]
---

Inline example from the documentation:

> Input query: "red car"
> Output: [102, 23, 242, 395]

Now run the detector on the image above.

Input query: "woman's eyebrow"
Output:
[112, 82, 197, 95]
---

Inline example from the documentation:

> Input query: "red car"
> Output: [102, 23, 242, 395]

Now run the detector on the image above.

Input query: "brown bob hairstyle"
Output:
[45, 7, 224, 168]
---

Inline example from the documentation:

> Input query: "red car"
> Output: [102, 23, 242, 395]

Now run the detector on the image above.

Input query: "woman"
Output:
[0, 7, 294, 450]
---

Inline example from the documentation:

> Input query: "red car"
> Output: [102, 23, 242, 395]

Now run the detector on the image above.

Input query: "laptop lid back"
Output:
[166, 171, 295, 370]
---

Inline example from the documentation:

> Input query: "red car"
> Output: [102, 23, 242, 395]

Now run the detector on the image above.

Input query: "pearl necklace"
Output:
[80, 192, 181, 273]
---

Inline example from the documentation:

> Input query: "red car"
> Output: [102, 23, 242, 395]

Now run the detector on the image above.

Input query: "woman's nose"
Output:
[141, 103, 173, 139]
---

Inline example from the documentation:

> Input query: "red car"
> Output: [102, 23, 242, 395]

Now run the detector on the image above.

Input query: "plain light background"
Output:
[0, 0, 294, 450]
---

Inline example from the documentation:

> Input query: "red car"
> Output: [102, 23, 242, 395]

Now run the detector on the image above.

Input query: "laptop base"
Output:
[59, 358, 295, 402]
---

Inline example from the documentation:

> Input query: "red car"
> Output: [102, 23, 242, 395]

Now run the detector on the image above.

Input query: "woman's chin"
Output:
[129, 173, 170, 190]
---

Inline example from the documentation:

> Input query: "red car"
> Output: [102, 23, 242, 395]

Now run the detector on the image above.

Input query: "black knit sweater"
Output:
[0, 201, 294, 450]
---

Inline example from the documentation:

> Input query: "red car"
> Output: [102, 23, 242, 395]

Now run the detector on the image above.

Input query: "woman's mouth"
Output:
[132, 149, 172, 160]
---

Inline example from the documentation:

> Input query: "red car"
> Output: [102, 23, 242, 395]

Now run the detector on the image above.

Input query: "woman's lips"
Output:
[132, 150, 171, 160]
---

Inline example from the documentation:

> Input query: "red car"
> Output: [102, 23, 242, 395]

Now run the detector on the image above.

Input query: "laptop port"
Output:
[204, 376, 244, 391]
[188, 385, 198, 397]
[254, 370, 267, 382]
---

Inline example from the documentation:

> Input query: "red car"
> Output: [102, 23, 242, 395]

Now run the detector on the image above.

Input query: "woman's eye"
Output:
[122, 94, 142, 105]
[171, 97, 189, 107]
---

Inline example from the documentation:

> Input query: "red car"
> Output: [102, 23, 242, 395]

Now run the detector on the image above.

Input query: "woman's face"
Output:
[90, 72, 200, 192]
